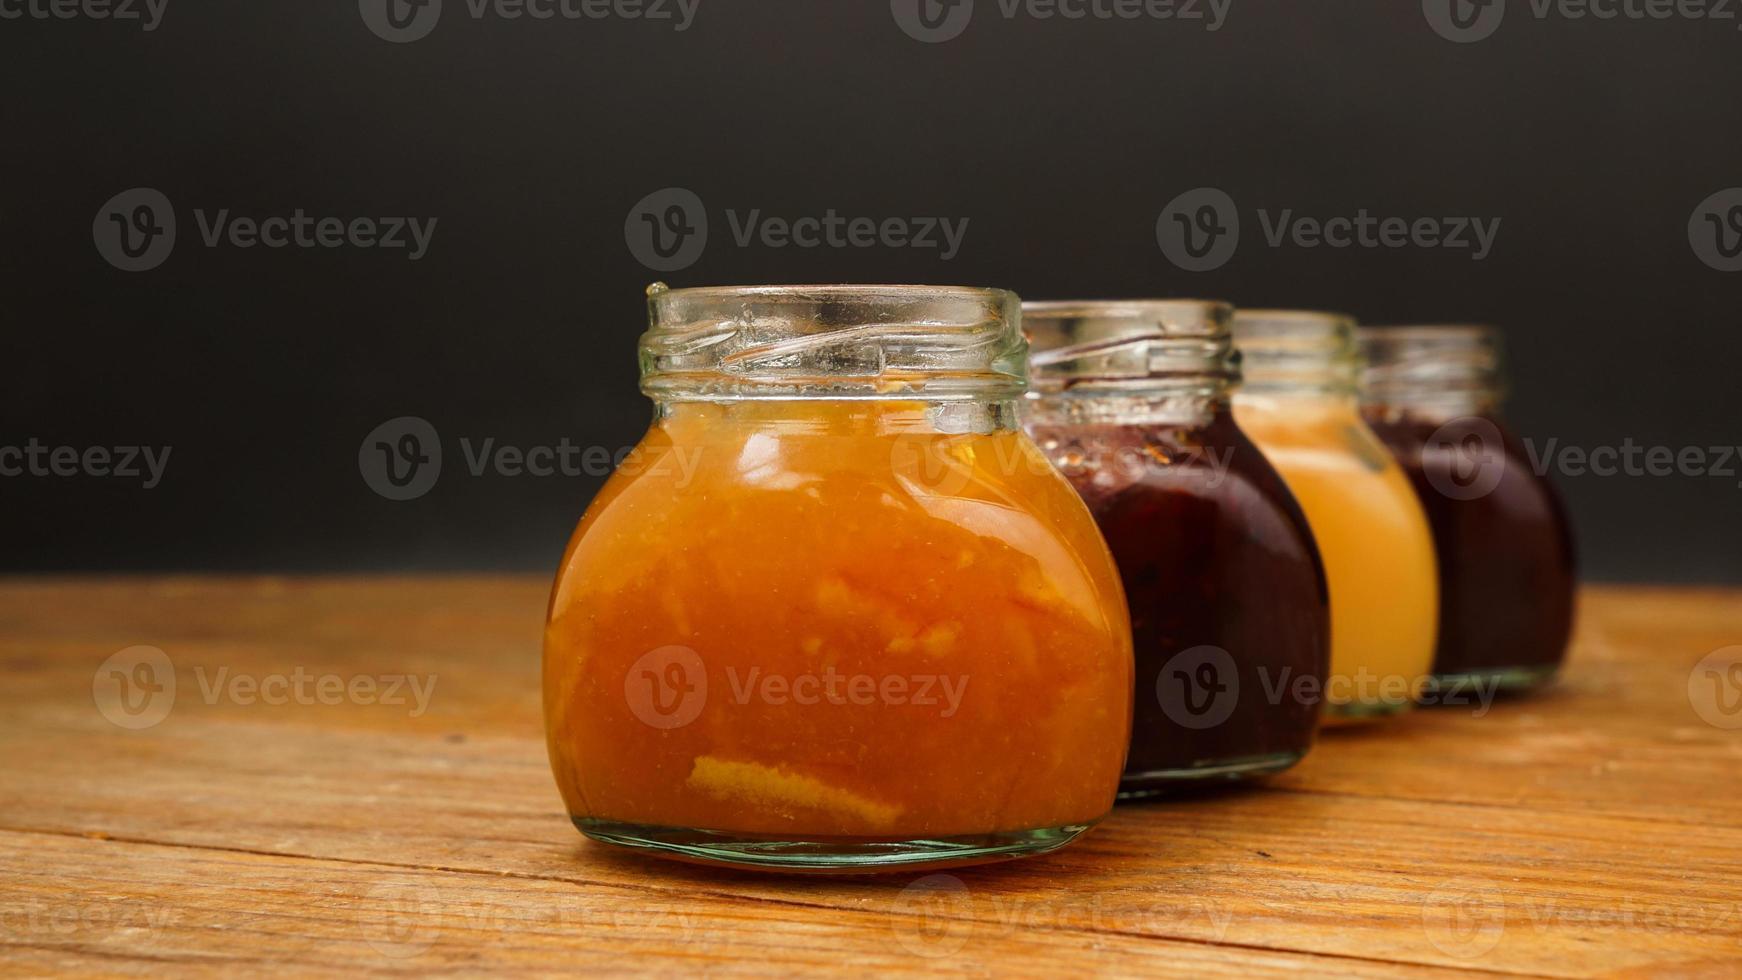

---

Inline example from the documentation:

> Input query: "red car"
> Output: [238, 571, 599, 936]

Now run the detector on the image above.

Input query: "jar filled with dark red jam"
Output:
[1358, 326, 1577, 693]
[1024, 301, 1329, 795]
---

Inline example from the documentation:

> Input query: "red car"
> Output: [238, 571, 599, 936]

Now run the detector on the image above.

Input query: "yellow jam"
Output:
[1234, 394, 1439, 721]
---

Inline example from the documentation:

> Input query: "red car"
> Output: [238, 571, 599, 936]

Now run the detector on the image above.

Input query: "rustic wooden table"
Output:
[2, 578, 1739, 977]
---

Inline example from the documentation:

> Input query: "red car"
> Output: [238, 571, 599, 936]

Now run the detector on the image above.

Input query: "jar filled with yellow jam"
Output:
[543, 284, 1133, 871]
[1231, 311, 1438, 722]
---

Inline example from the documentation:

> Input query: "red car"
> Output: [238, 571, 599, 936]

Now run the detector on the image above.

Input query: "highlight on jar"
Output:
[542, 283, 1134, 872]
[1359, 325, 1576, 696]
[1230, 310, 1440, 724]
[1021, 300, 1329, 794]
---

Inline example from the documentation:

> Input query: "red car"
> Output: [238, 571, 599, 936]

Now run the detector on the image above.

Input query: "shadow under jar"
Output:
[543, 284, 1134, 872]
[1359, 326, 1576, 694]
[1023, 301, 1329, 795]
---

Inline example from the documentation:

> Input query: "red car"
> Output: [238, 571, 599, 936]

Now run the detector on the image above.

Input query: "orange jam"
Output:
[542, 285, 1132, 870]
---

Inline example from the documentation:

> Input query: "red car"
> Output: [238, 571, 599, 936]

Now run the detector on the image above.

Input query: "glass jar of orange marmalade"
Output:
[1023, 301, 1329, 793]
[1231, 311, 1439, 723]
[543, 284, 1133, 871]
[1359, 326, 1576, 694]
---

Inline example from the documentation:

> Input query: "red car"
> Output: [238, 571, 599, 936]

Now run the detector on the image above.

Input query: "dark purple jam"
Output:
[1032, 411, 1330, 795]
[1362, 410, 1576, 688]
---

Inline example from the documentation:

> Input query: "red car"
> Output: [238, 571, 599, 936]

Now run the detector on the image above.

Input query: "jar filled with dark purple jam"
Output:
[1359, 326, 1576, 693]
[1024, 301, 1329, 796]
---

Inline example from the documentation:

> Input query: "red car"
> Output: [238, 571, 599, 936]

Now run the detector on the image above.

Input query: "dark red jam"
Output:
[1031, 412, 1330, 795]
[1362, 410, 1576, 688]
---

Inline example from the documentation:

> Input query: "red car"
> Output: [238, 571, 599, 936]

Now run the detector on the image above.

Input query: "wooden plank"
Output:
[1, 578, 1740, 976]
[0, 831, 1483, 978]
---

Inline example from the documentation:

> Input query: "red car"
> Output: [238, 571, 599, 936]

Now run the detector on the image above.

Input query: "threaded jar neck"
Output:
[639, 283, 1027, 403]
[1022, 300, 1239, 416]
[1359, 325, 1505, 417]
[1231, 309, 1363, 397]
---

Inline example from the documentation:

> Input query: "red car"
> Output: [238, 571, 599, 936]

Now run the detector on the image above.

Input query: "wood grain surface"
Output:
[1, 578, 1739, 977]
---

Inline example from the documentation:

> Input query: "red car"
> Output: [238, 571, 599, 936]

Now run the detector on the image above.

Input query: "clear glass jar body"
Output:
[1232, 311, 1439, 723]
[1359, 326, 1575, 692]
[1023, 302, 1327, 792]
[543, 286, 1133, 871]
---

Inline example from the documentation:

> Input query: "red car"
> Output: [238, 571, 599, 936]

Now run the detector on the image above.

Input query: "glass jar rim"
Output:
[1232, 309, 1362, 393]
[649, 282, 1018, 306]
[1359, 324, 1505, 404]
[1362, 323, 1498, 342]
[1023, 298, 1238, 397]
[1022, 298, 1234, 322]
[640, 282, 1027, 402]
[1232, 308, 1359, 337]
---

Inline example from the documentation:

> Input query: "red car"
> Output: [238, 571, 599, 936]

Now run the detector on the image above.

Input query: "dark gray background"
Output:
[3, 0, 1739, 581]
